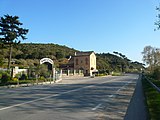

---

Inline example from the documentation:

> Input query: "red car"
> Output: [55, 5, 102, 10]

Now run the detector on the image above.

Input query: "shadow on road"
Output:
[0, 75, 138, 120]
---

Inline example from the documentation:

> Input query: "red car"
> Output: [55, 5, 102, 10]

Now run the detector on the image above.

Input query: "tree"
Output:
[0, 14, 28, 70]
[113, 51, 129, 72]
[142, 46, 160, 71]
[142, 46, 154, 70]
[155, 4, 160, 30]
[36, 64, 51, 78]
[56, 51, 65, 59]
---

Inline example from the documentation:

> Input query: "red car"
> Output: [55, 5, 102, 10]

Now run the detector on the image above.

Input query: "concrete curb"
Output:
[0, 79, 62, 89]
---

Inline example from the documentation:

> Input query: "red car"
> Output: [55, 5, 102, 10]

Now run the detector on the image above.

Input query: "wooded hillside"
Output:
[0, 43, 143, 73]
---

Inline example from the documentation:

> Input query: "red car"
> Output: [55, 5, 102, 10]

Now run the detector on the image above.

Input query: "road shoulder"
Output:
[124, 75, 148, 120]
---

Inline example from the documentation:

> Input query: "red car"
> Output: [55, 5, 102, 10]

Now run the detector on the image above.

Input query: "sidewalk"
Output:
[124, 75, 149, 120]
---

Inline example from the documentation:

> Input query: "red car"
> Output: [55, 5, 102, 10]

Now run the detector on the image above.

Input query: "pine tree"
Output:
[0, 14, 29, 70]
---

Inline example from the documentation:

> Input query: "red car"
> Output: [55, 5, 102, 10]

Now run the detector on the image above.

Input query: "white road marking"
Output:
[108, 95, 114, 98]
[92, 103, 102, 110]
[107, 81, 133, 99]
[91, 79, 134, 111]
[0, 78, 120, 111]
[116, 81, 133, 94]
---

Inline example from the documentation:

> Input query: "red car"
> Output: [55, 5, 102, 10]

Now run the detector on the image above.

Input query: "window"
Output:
[85, 58, 88, 65]
[76, 58, 78, 65]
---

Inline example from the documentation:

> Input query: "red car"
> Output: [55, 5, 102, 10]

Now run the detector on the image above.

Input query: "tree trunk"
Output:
[8, 44, 12, 70]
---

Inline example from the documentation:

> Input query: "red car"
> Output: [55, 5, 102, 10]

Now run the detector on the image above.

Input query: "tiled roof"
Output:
[75, 51, 94, 56]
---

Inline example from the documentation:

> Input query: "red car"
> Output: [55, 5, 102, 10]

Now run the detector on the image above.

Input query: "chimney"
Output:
[75, 52, 77, 56]
[68, 56, 72, 60]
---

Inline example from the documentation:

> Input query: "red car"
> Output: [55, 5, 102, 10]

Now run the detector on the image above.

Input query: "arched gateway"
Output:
[39, 58, 62, 82]
[40, 58, 54, 65]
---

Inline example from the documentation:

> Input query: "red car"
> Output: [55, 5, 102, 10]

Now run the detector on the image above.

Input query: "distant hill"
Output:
[96, 53, 144, 73]
[0, 43, 143, 73]
[0, 43, 77, 68]
[15, 43, 77, 59]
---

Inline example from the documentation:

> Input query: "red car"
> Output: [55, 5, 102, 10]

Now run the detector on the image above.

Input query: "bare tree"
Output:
[142, 46, 160, 71]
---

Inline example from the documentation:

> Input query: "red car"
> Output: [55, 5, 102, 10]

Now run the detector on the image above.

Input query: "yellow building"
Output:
[74, 51, 97, 76]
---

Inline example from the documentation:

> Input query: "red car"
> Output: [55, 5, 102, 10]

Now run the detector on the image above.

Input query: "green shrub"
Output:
[8, 79, 18, 85]
[19, 74, 28, 80]
[152, 67, 160, 80]
[95, 73, 106, 76]
[98, 69, 110, 75]
[112, 72, 123, 76]
[0, 71, 3, 79]
[142, 77, 160, 120]
[39, 76, 45, 82]
[19, 80, 31, 84]
[1, 72, 11, 85]
[12, 77, 19, 82]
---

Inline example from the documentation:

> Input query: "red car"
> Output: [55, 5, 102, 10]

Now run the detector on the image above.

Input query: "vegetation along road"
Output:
[0, 74, 139, 120]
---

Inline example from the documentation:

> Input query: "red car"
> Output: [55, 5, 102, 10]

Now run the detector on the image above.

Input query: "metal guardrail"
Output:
[143, 75, 160, 93]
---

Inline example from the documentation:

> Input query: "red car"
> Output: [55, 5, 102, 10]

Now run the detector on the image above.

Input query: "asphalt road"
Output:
[0, 74, 139, 120]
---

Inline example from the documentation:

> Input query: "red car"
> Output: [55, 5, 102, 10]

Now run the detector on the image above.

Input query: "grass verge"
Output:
[112, 72, 123, 76]
[142, 77, 160, 120]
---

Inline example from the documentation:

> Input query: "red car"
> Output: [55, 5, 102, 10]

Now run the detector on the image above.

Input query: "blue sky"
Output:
[0, 0, 160, 62]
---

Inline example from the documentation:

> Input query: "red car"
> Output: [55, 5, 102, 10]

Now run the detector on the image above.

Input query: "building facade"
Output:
[73, 51, 97, 76]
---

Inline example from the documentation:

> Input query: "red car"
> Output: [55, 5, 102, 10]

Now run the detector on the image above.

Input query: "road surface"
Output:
[0, 74, 139, 120]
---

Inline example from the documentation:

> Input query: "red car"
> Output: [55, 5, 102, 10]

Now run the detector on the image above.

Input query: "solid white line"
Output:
[0, 77, 121, 111]
[92, 103, 102, 110]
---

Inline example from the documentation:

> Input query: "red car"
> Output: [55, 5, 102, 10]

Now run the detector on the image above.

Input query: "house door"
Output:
[85, 70, 89, 76]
